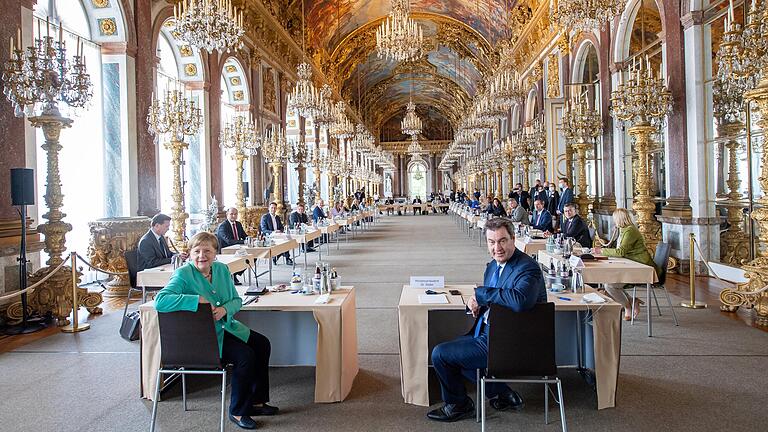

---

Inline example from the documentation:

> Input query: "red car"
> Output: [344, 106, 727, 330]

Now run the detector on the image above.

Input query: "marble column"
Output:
[208, 52, 223, 206]
[249, 55, 263, 206]
[661, 0, 692, 217]
[599, 28, 617, 213]
[136, 0, 158, 216]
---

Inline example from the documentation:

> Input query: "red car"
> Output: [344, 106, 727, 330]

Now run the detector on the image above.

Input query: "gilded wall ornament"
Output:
[98, 18, 117, 36]
[233, 90, 244, 101]
[225, 64, 237, 73]
[92, 0, 110, 8]
[547, 54, 561, 98]
[179, 45, 193, 57]
[184, 63, 198, 76]
[262, 66, 277, 112]
[230, 77, 242, 86]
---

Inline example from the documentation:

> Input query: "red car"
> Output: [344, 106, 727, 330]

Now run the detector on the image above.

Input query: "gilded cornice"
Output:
[380, 140, 452, 155]
[505, 0, 561, 75]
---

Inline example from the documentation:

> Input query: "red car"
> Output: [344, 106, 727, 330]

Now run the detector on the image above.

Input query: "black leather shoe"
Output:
[426, 399, 475, 422]
[250, 403, 279, 416]
[228, 413, 257, 429]
[285, 257, 294, 265]
[490, 390, 524, 411]
[272, 257, 278, 266]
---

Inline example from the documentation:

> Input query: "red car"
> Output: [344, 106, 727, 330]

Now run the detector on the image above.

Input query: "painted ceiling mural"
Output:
[305, 0, 508, 53]
[379, 105, 454, 142]
[297, 0, 514, 146]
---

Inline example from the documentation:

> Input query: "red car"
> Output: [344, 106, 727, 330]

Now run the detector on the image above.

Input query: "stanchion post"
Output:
[681, 233, 707, 309]
[62, 252, 91, 332]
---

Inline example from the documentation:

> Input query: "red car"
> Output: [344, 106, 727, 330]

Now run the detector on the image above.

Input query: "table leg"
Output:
[304, 244, 308, 269]
[269, 256, 273, 286]
[318, 239, 322, 260]
[647, 282, 653, 337]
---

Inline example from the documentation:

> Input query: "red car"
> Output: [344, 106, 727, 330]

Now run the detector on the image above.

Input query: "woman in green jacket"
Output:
[596, 208, 657, 320]
[155, 232, 276, 430]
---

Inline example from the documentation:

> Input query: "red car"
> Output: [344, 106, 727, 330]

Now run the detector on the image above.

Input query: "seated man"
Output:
[312, 199, 327, 223]
[137, 213, 186, 271]
[531, 199, 554, 233]
[215, 207, 247, 284]
[384, 197, 395, 215]
[259, 202, 293, 265]
[559, 203, 592, 247]
[312, 199, 328, 243]
[507, 198, 530, 225]
[412, 196, 423, 215]
[428, 218, 546, 422]
[289, 202, 316, 253]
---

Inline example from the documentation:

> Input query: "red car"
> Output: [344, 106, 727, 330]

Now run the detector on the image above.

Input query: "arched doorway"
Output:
[408, 160, 428, 201]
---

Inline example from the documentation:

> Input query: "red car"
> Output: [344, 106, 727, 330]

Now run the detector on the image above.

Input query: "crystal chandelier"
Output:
[550, 0, 624, 31]
[314, 84, 335, 129]
[376, 0, 423, 62]
[330, 101, 355, 139]
[491, 69, 525, 111]
[2, 25, 92, 117]
[173, 0, 244, 53]
[287, 62, 319, 119]
[401, 99, 422, 136]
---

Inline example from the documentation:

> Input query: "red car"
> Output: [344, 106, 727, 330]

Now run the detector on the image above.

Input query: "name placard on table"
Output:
[409, 276, 445, 288]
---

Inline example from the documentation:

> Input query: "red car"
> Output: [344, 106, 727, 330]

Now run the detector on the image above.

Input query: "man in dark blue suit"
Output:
[137, 213, 187, 271]
[557, 177, 574, 222]
[259, 202, 293, 265]
[531, 199, 554, 232]
[428, 218, 546, 422]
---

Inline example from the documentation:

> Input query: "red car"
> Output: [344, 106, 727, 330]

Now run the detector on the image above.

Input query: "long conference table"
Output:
[221, 238, 298, 285]
[140, 286, 359, 403]
[398, 284, 622, 409]
[136, 254, 250, 289]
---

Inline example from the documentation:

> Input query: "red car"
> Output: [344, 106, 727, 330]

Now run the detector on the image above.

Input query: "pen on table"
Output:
[557, 296, 572, 301]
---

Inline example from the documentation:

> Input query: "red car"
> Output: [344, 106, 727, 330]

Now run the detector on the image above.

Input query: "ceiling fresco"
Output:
[305, 0, 509, 53]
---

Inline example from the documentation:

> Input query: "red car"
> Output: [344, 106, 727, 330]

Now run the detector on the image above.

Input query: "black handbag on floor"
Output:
[119, 310, 141, 341]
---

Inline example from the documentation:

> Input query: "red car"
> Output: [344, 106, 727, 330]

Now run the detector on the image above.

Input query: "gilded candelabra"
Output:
[716, 0, 768, 324]
[147, 89, 202, 250]
[610, 57, 672, 254]
[220, 114, 261, 215]
[2, 23, 98, 326]
[262, 125, 290, 214]
[563, 90, 602, 217]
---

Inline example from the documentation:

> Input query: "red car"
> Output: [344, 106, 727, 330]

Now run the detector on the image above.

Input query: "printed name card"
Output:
[410, 276, 445, 288]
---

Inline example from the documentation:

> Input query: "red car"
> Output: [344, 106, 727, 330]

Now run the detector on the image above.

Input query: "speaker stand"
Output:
[3, 204, 47, 335]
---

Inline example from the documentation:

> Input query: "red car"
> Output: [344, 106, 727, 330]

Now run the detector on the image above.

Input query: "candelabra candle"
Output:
[2, 29, 92, 117]
[287, 63, 320, 119]
[147, 89, 202, 142]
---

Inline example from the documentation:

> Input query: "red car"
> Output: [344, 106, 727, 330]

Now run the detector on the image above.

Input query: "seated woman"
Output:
[154, 232, 277, 430]
[595, 208, 657, 321]
[485, 197, 507, 218]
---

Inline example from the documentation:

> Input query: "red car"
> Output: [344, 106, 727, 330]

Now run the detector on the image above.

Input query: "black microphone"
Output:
[244, 259, 258, 279]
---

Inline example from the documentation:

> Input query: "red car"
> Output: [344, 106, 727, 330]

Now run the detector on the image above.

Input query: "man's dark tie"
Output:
[232, 222, 239, 240]
[158, 236, 168, 258]
[475, 265, 502, 338]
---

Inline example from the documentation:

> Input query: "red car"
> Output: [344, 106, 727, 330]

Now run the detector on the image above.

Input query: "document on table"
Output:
[418, 294, 449, 304]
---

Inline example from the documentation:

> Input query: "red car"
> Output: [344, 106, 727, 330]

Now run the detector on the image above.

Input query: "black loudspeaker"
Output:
[10, 168, 34, 205]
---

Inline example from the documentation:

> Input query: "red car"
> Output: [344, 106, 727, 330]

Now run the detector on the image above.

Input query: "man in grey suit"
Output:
[507, 198, 530, 225]
[137, 213, 187, 271]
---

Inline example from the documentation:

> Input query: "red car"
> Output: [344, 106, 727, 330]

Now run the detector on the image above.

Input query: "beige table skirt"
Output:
[397, 285, 621, 409]
[140, 287, 358, 403]
[516, 238, 548, 255]
[537, 250, 658, 284]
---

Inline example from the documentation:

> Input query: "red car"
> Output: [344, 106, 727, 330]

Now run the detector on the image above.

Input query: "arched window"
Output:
[32, 1, 105, 259]
[572, 41, 602, 198]
[155, 20, 206, 220]
[408, 160, 428, 200]
[219, 57, 251, 209]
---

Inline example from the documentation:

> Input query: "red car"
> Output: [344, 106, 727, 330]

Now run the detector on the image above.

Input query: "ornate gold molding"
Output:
[547, 54, 561, 98]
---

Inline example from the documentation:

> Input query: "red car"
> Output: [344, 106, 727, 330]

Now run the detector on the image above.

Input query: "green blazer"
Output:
[154, 261, 250, 355]
[602, 225, 656, 271]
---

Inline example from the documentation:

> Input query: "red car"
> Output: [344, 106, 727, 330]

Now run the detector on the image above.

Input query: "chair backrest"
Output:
[653, 242, 672, 285]
[157, 305, 222, 370]
[487, 302, 556, 378]
[124, 250, 139, 289]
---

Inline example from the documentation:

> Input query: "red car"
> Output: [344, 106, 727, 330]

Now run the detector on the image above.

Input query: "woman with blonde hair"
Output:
[155, 232, 276, 429]
[596, 208, 657, 320]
